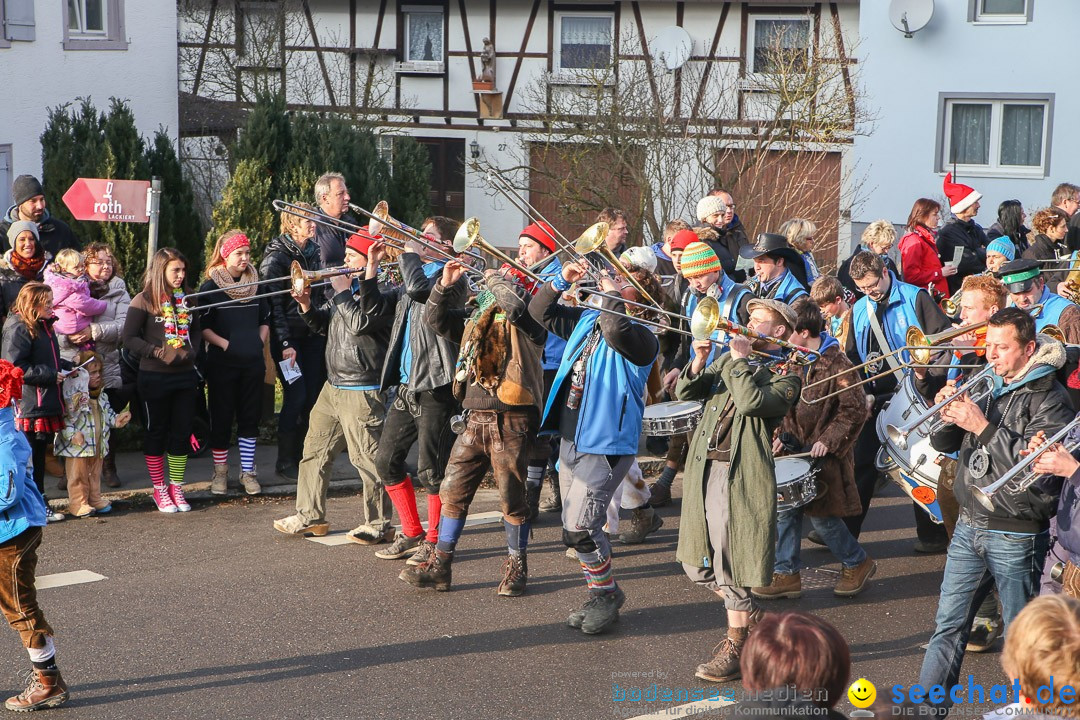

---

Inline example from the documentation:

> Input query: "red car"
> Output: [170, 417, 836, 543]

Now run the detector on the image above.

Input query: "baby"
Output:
[43, 249, 107, 354]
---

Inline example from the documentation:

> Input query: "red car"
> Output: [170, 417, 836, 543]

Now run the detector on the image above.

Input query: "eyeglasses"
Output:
[87, 259, 114, 267]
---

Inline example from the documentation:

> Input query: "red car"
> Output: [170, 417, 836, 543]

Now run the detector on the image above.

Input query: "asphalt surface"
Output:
[8, 480, 1009, 720]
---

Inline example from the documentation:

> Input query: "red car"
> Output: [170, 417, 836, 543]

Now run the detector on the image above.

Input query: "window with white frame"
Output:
[555, 13, 613, 73]
[971, 0, 1031, 23]
[403, 6, 444, 64]
[748, 15, 811, 75]
[64, 0, 126, 49]
[940, 95, 1052, 177]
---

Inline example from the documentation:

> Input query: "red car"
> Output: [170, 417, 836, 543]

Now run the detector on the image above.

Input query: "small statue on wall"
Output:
[478, 37, 496, 87]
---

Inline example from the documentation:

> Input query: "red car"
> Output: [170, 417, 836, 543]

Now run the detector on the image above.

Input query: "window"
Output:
[0, 146, 11, 208]
[554, 13, 613, 74]
[748, 15, 811, 75]
[939, 95, 1053, 177]
[63, 0, 126, 50]
[971, 0, 1032, 23]
[397, 6, 443, 72]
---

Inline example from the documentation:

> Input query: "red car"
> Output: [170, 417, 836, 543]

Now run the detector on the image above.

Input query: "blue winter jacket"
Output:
[0, 406, 46, 544]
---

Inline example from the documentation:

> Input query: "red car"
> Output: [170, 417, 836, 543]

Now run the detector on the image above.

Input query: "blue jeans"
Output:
[775, 509, 866, 575]
[918, 519, 1049, 708]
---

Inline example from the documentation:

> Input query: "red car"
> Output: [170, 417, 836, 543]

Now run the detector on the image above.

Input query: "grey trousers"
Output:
[295, 384, 392, 529]
[558, 439, 634, 560]
[682, 460, 754, 612]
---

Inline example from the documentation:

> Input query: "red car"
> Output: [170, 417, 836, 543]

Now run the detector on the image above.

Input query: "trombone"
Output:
[187, 261, 356, 312]
[884, 364, 999, 450]
[453, 217, 545, 284]
[971, 416, 1080, 511]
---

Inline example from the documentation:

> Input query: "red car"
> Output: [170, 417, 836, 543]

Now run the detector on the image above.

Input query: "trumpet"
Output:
[885, 364, 999, 450]
[970, 416, 1080, 511]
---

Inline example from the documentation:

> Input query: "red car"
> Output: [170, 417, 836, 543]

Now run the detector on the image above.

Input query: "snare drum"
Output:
[774, 457, 819, 513]
[875, 375, 945, 524]
[641, 401, 703, 437]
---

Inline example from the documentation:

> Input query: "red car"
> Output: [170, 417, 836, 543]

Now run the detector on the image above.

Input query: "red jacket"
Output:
[900, 226, 948, 299]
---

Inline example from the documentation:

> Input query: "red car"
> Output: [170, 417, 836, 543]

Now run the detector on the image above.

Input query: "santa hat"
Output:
[519, 222, 557, 253]
[943, 173, 982, 214]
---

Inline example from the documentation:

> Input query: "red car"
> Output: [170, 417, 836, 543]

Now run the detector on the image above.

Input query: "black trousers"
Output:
[272, 335, 326, 440]
[374, 384, 457, 493]
[24, 434, 48, 496]
[139, 370, 199, 457]
[206, 362, 264, 449]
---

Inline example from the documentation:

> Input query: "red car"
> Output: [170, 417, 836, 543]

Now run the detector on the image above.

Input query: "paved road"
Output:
[9, 482, 1007, 720]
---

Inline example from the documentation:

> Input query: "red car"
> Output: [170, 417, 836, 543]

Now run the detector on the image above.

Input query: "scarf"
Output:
[89, 278, 111, 299]
[208, 264, 258, 301]
[8, 251, 44, 281]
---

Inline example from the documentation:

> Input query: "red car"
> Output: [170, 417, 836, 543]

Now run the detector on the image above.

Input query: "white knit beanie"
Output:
[696, 195, 728, 223]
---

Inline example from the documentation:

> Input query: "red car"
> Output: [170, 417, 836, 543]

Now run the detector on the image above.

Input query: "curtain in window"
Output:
[561, 16, 611, 69]
[407, 12, 443, 62]
[1000, 104, 1043, 166]
[949, 104, 991, 165]
[753, 19, 810, 73]
[982, 0, 1026, 14]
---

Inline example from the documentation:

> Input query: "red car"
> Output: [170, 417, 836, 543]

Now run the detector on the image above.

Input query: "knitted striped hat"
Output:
[680, 242, 721, 278]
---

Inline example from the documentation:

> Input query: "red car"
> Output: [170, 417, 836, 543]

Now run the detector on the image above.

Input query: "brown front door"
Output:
[418, 138, 465, 220]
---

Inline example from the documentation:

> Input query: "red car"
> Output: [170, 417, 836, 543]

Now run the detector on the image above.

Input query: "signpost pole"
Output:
[146, 176, 162, 267]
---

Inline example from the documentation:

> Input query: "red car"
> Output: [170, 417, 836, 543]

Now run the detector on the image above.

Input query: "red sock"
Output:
[386, 481, 423, 538]
[425, 494, 442, 543]
[145, 455, 165, 489]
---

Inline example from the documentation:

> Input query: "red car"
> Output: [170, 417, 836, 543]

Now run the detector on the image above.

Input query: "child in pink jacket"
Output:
[43, 250, 107, 355]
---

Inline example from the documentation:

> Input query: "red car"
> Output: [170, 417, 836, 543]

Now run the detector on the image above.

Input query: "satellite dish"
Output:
[889, 0, 934, 38]
[650, 26, 693, 71]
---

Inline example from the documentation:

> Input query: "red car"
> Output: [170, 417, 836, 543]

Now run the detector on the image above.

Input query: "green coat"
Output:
[675, 354, 802, 587]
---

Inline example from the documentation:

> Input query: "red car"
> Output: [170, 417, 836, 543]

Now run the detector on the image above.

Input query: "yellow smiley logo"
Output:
[848, 678, 876, 709]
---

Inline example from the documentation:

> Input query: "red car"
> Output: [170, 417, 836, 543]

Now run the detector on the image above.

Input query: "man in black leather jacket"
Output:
[918, 308, 1073, 711]
[272, 230, 393, 542]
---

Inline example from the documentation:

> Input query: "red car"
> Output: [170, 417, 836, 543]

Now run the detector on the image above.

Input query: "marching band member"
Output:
[919, 308, 1070, 712]
[985, 236, 1015, 275]
[996, 258, 1080, 343]
[649, 241, 751, 507]
[652, 219, 691, 304]
[1026, 423, 1080, 599]
[359, 226, 461, 565]
[739, 234, 809, 304]
[674, 298, 802, 682]
[400, 260, 546, 595]
[845, 250, 952, 548]
[528, 261, 658, 635]
[810, 275, 853, 350]
[754, 298, 874, 600]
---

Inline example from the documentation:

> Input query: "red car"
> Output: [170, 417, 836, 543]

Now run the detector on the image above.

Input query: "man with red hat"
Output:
[937, 173, 988, 295]
[273, 229, 396, 542]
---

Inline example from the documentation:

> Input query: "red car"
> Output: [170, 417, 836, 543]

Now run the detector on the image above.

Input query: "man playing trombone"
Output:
[674, 298, 802, 682]
[918, 308, 1071, 712]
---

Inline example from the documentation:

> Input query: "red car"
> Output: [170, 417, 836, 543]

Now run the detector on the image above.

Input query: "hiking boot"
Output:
[834, 556, 877, 597]
[347, 525, 395, 545]
[210, 464, 229, 495]
[4, 668, 69, 711]
[525, 484, 541, 522]
[497, 553, 528, 597]
[648, 481, 672, 507]
[406, 540, 436, 567]
[239, 470, 261, 495]
[273, 514, 329, 536]
[399, 549, 452, 591]
[152, 486, 178, 514]
[619, 507, 663, 545]
[539, 481, 561, 513]
[966, 616, 1003, 653]
[752, 572, 803, 600]
[169, 483, 191, 512]
[375, 531, 423, 560]
[695, 626, 750, 683]
[569, 586, 626, 634]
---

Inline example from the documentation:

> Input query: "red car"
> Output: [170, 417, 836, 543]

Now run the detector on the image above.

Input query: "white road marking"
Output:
[37, 570, 107, 589]
[306, 511, 505, 546]
[620, 697, 736, 719]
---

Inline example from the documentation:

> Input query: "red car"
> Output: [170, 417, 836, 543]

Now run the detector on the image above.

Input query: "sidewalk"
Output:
[47, 445, 669, 513]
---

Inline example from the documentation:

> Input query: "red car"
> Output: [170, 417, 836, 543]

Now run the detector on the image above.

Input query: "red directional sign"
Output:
[62, 178, 151, 223]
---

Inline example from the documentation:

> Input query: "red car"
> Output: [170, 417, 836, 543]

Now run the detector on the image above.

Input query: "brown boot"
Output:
[695, 626, 750, 682]
[103, 450, 121, 488]
[4, 668, 69, 711]
[834, 556, 877, 597]
[496, 552, 528, 597]
[399, 549, 453, 591]
[751, 572, 802, 600]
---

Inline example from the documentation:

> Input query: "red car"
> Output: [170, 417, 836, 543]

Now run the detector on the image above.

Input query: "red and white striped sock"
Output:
[145, 455, 165, 489]
[212, 449, 228, 466]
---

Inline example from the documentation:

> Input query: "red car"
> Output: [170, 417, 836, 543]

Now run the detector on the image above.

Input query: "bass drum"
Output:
[875, 375, 945, 524]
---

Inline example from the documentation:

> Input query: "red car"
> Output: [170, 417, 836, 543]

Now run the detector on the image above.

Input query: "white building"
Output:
[180, 1, 860, 265]
[0, 0, 179, 207]
[855, 0, 1074, 241]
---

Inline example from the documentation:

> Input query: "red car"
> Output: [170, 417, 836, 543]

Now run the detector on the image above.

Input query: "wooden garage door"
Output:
[715, 149, 842, 271]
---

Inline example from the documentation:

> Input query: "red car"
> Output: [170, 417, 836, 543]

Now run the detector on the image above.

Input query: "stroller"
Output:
[119, 347, 211, 458]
